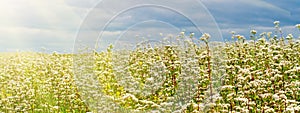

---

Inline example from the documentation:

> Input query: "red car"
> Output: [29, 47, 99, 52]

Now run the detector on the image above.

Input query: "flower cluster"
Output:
[215, 22, 300, 112]
[0, 52, 88, 112]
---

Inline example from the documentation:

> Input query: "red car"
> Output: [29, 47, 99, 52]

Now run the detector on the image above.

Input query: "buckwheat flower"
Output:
[219, 109, 228, 112]
[200, 33, 211, 41]
[274, 74, 283, 78]
[53, 106, 59, 110]
[191, 102, 199, 109]
[260, 32, 266, 38]
[279, 94, 287, 99]
[230, 31, 235, 34]
[294, 106, 300, 111]
[274, 21, 280, 25]
[286, 106, 296, 112]
[227, 93, 235, 98]
[234, 98, 248, 103]
[286, 99, 296, 104]
[265, 108, 275, 112]
[180, 31, 185, 36]
[160, 33, 163, 36]
[248, 101, 256, 106]
[146, 77, 154, 82]
[208, 103, 216, 107]
[286, 34, 293, 40]
[296, 24, 300, 29]
[250, 30, 257, 35]
[272, 94, 280, 101]
[295, 66, 300, 71]
[236, 35, 245, 40]
[189, 32, 195, 38]
[278, 91, 285, 94]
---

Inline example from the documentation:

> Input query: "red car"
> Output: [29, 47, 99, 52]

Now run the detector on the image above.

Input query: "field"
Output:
[0, 23, 300, 112]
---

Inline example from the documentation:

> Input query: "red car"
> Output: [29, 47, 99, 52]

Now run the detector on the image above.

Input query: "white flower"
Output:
[250, 30, 257, 35]
[296, 24, 300, 29]
[274, 21, 280, 25]
[273, 94, 280, 101]
[180, 31, 185, 35]
[279, 94, 287, 99]
[146, 77, 154, 82]
[221, 85, 235, 90]
[279, 91, 285, 94]
[207, 103, 216, 107]
[122, 93, 139, 102]
[265, 108, 275, 112]
[234, 98, 248, 103]
[274, 74, 283, 78]
[235, 35, 245, 40]
[200, 33, 211, 41]
[53, 106, 59, 110]
[286, 34, 293, 39]
[230, 31, 235, 34]
[294, 106, 300, 111]
[159, 33, 163, 36]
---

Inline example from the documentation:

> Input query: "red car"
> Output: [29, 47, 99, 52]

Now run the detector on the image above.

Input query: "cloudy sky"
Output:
[1, 0, 299, 53]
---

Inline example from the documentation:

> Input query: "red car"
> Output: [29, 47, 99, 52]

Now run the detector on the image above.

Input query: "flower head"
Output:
[230, 31, 235, 34]
[273, 94, 280, 101]
[200, 33, 210, 42]
[274, 21, 280, 25]
[250, 30, 257, 35]
[202, 33, 210, 39]
[286, 34, 293, 40]
[191, 32, 195, 36]
[180, 31, 185, 36]
[296, 24, 300, 29]
[236, 35, 245, 40]
[159, 33, 163, 36]
[189, 32, 195, 38]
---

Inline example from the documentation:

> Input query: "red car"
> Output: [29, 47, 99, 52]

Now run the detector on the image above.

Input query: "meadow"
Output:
[0, 22, 299, 112]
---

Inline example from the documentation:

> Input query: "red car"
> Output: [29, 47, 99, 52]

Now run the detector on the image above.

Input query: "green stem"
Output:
[205, 41, 213, 103]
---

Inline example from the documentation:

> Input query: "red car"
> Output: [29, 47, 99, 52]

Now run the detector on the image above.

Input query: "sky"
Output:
[0, 0, 300, 53]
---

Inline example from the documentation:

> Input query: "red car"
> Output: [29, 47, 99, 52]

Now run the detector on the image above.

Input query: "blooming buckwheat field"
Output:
[0, 22, 300, 113]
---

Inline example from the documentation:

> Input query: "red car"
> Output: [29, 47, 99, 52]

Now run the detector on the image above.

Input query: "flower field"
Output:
[1, 23, 300, 112]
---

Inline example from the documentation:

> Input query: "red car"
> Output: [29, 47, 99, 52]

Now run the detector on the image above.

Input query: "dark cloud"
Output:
[103, 6, 197, 31]
[263, 0, 300, 24]
[200, 0, 300, 39]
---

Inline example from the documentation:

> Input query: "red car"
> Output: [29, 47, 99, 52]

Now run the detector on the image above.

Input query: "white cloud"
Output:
[1, 0, 299, 52]
[0, 0, 82, 52]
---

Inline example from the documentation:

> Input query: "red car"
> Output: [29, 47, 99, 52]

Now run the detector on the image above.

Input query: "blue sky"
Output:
[0, 0, 299, 52]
